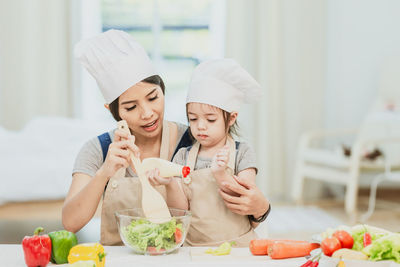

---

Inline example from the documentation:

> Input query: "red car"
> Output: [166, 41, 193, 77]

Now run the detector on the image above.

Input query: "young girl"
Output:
[148, 59, 270, 247]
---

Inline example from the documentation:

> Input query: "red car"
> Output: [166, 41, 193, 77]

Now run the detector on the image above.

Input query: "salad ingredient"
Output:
[69, 260, 96, 267]
[333, 230, 353, 249]
[331, 248, 368, 260]
[205, 241, 235, 256]
[362, 233, 400, 263]
[68, 243, 105, 267]
[300, 252, 321, 267]
[351, 224, 389, 251]
[122, 218, 182, 252]
[321, 237, 341, 256]
[321, 225, 352, 240]
[249, 239, 270, 255]
[363, 232, 372, 247]
[147, 247, 166, 253]
[322, 224, 390, 251]
[22, 227, 52, 267]
[300, 259, 313, 267]
[249, 239, 312, 256]
[268, 241, 319, 259]
[48, 230, 78, 264]
[336, 259, 346, 267]
[174, 228, 182, 244]
[310, 254, 321, 267]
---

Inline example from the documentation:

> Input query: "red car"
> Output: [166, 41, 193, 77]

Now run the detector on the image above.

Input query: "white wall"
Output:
[0, 0, 73, 130]
[324, 0, 400, 129]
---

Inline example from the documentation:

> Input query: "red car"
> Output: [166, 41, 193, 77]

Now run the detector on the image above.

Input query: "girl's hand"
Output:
[219, 175, 270, 218]
[147, 168, 172, 186]
[211, 145, 230, 175]
[98, 129, 140, 180]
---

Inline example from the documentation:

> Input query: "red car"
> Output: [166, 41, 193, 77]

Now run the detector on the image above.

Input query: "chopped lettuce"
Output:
[122, 218, 182, 253]
[350, 225, 390, 251]
[362, 233, 400, 263]
[205, 242, 236, 256]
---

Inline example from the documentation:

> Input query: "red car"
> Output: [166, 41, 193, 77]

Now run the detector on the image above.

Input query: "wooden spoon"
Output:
[117, 120, 171, 223]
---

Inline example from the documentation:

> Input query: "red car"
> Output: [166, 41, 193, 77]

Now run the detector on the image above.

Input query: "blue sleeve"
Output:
[172, 129, 193, 159]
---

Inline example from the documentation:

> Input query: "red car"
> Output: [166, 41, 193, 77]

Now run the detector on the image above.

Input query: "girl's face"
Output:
[118, 81, 165, 140]
[187, 103, 228, 148]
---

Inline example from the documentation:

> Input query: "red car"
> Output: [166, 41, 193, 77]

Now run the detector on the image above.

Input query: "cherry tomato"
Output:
[321, 237, 341, 256]
[363, 232, 372, 247]
[333, 230, 354, 249]
[147, 247, 166, 254]
[174, 228, 183, 244]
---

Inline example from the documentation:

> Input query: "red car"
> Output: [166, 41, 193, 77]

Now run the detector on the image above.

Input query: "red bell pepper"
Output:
[22, 227, 51, 267]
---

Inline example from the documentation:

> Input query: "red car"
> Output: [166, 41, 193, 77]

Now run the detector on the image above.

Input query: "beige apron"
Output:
[100, 121, 172, 245]
[184, 137, 258, 247]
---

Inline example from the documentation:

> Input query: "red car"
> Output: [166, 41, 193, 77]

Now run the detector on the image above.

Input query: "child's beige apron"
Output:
[100, 121, 173, 245]
[184, 137, 258, 247]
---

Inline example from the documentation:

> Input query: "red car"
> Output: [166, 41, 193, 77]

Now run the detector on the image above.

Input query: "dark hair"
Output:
[222, 110, 240, 137]
[108, 75, 165, 121]
[186, 103, 240, 139]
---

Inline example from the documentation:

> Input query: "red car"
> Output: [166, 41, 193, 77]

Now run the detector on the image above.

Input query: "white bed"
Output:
[0, 116, 114, 205]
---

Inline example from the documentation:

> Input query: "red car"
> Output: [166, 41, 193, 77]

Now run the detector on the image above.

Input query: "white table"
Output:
[1, 244, 308, 267]
[3, 244, 399, 267]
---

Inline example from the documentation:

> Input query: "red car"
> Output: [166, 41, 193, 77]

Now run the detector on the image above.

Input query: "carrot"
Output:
[268, 241, 320, 259]
[249, 239, 313, 256]
[249, 239, 271, 255]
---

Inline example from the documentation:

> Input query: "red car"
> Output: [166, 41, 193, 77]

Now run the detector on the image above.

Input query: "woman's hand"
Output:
[98, 129, 140, 180]
[219, 175, 270, 218]
[211, 145, 230, 175]
[146, 168, 172, 186]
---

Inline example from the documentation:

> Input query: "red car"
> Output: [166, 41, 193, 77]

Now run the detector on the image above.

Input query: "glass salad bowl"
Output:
[115, 208, 191, 255]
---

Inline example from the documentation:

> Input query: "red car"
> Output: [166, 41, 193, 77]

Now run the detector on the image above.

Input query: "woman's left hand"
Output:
[146, 168, 171, 186]
[219, 175, 269, 218]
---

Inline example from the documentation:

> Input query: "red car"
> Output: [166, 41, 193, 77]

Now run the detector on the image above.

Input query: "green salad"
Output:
[350, 225, 390, 251]
[362, 233, 400, 263]
[122, 218, 183, 253]
[321, 224, 400, 263]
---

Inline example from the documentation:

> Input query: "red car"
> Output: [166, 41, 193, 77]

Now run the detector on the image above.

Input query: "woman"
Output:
[62, 30, 269, 246]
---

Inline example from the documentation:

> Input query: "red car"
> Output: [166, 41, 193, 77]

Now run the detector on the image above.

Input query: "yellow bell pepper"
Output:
[336, 258, 346, 267]
[68, 243, 105, 267]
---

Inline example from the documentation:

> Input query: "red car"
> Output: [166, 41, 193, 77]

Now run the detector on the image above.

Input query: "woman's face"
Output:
[187, 103, 227, 149]
[118, 81, 165, 140]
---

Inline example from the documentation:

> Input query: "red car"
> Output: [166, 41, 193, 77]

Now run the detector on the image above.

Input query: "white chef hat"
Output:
[187, 59, 262, 112]
[74, 29, 157, 104]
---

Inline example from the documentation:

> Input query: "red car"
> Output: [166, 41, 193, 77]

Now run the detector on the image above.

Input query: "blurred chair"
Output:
[291, 59, 400, 219]
[361, 142, 400, 222]
[291, 110, 400, 218]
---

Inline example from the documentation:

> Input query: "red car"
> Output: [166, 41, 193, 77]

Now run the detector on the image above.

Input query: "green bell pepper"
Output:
[48, 230, 78, 264]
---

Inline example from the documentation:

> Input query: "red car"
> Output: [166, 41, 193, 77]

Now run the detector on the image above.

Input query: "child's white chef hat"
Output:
[74, 29, 157, 104]
[187, 59, 262, 112]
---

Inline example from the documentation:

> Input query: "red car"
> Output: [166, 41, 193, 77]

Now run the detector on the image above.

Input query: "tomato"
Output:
[174, 228, 182, 244]
[321, 237, 341, 256]
[363, 232, 372, 247]
[333, 230, 354, 249]
[147, 247, 166, 254]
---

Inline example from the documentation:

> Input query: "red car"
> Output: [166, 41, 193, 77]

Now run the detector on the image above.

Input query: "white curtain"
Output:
[225, 0, 327, 199]
[0, 0, 74, 130]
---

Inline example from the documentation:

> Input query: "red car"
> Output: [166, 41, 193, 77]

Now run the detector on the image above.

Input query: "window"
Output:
[79, 0, 225, 124]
